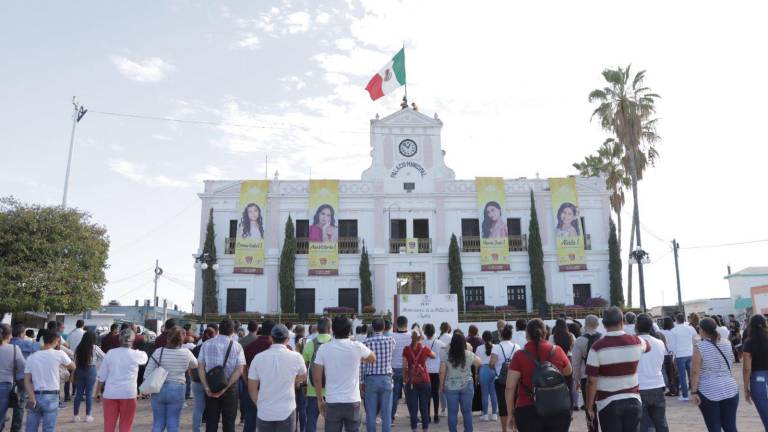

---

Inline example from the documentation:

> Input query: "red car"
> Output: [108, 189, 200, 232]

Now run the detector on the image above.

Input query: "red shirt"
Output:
[100, 332, 120, 353]
[509, 341, 570, 408]
[244, 336, 272, 366]
[154, 333, 168, 348]
[403, 344, 433, 383]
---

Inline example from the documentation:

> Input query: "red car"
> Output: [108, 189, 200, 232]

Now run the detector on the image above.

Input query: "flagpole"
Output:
[62, 97, 86, 208]
[402, 42, 408, 105]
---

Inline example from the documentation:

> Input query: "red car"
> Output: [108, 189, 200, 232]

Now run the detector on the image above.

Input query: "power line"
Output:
[107, 267, 154, 285]
[109, 198, 199, 255]
[111, 279, 154, 300]
[681, 238, 768, 250]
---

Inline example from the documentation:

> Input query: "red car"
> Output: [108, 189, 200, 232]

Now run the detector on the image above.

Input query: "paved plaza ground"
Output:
[21, 364, 766, 431]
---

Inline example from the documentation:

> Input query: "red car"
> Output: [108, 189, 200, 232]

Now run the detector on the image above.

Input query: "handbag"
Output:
[8, 346, 19, 409]
[205, 341, 233, 393]
[139, 348, 168, 394]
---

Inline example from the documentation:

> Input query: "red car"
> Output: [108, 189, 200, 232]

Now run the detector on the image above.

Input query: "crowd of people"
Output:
[0, 308, 766, 432]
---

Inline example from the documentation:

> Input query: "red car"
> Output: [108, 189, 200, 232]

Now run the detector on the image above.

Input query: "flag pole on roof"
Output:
[365, 45, 406, 103]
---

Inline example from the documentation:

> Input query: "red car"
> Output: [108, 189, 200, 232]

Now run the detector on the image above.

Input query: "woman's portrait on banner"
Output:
[309, 203, 338, 243]
[555, 202, 580, 237]
[239, 202, 264, 239]
[481, 201, 508, 239]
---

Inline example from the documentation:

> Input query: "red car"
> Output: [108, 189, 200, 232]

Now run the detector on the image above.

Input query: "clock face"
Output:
[398, 139, 418, 157]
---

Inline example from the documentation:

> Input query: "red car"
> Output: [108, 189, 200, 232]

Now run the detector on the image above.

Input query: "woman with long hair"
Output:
[72, 331, 104, 422]
[0, 323, 25, 430]
[743, 314, 768, 428]
[404, 328, 436, 432]
[481, 201, 508, 238]
[660, 316, 679, 396]
[191, 328, 215, 432]
[466, 325, 483, 352]
[308, 204, 337, 242]
[555, 202, 580, 237]
[474, 331, 498, 421]
[691, 317, 739, 432]
[423, 323, 446, 423]
[145, 326, 197, 432]
[490, 325, 518, 432]
[439, 331, 481, 432]
[505, 318, 572, 432]
[438, 322, 453, 345]
[240, 203, 264, 239]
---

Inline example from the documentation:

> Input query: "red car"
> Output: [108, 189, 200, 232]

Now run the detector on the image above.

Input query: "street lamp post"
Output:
[194, 252, 219, 320]
[629, 247, 650, 313]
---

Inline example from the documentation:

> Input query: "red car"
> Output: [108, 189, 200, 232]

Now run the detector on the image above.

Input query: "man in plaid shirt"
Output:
[362, 317, 395, 432]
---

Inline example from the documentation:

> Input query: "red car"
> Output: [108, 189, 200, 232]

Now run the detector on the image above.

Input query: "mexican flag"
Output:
[365, 48, 406, 101]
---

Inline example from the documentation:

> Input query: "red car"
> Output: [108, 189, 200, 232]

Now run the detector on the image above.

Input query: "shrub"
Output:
[584, 297, 609, 308]
[466, 304, 494, 311]
[362, 305, 376, 314]
[495, 305, 525, 312]
[323, 306, 355, 314]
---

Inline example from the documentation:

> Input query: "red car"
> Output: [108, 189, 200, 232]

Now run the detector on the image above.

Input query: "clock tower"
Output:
[361, 107, 455, 193]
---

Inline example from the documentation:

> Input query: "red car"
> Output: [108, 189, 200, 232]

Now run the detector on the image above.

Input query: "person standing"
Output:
[390, 315, 411, 422]
[362, 317, 395, 432]
[585, 307, 649, 432]
[403, 328, 436, 432]
[423, 324, 445, 424]
[623, 312, 637, 335]
[190, 327, 215, 432]
[636, 314, 669, 432]
[238, 320, 260, 350]
[154, 319, 177, 349]
[71, 331, 104, 423]
[100, 324, 120, 354]
[490, 325, 518, 432]
[247, 324, 307, 432]
[0, 324, 26, 432]
[659, 317, 679, 397]
[10, 323, 38, 432]
[23, 329, 75, 432]
[243, 320, 275, 432]
[440, 331, 481, 432]
[95, 328, 148, 432]
[144, 327, 197, 432]
[475, 331, 497, 421]
[743, 314, 768, 428]
[492, 320, 505, 345]
[571, 314, 602, 432]
[669, 313, 698, 401]
[313, 317, 376, 432]
[293, 325, 308, 432]
[197, 319, 246, 432]
[691, 317, 739, 432]
[303, 317, 332, 432]
[67, 320, 86, 352]
[511, 319, 527, 347]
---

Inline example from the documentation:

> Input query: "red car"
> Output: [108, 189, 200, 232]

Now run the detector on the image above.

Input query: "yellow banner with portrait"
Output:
[234, 180, 269, 274]
[308, 180, 339, 276]
[549, 177, 587, 271]
[476, 177, 510, 271]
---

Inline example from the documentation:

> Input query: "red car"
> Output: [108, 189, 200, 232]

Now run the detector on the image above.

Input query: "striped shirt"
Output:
[585, 330, 649, 411]
[145, 347, 198, 384]
[362, 333, 395, 377]
[696, 339, 738, 401]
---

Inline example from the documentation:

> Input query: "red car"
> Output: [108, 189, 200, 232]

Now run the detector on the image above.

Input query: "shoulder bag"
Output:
[139, 348, 168, 394]
[206, 341, 233, 393]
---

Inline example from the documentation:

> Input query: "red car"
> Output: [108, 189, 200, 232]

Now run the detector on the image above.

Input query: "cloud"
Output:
[236, 32, 260, 49]
[151, 134, 173, 141]
[109, 159, 189, 188]
[316, 12, 331, 25]
[280, 75, 307, 91]
[193, 165, 227, 183]
[285, 12, 311, 34]
[110, 56, 174, 82]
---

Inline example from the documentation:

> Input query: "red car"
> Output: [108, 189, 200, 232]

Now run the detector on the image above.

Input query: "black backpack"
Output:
[307, 338, 326, 388]
[496, 343, 517, 384]
[521, 346, 571, 417]
[583, 332, 602, 361]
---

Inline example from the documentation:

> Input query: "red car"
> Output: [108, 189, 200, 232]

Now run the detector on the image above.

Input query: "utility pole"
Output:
[672, 239, 684, 316]
[62, 97, 87, 207]
[153, 260, 163, 321]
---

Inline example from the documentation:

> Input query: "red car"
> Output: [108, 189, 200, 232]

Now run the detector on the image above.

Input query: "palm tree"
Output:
[589, 65, 660, 312]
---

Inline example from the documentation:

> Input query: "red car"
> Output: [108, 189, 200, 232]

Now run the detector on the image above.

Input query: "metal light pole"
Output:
[672, 239, 684, 315]
[62, 97, 87, 208]
[153, 260, 163, 321]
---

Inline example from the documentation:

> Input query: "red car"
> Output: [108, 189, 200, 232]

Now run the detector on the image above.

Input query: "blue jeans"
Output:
[239, 379, 258, 432]
[0, 382, 12, 431]
[699, 393, 738, 432]
[12, 378, 27, 432]
[364, 375, 393, 432]
[391, 368, 403, 420]
[751, 370, 768, 429]
[295, 387, 307, 432]
[73, 366, 96, 416]
[151, 381, 185, 432]
[478, 365, 497, 415]
[306, 396, 320, 432]
[191, 381, 206, 432]
[405, 382, 431, 430]
[25, 393, 59, 432]
[445, 382, 474, 432]
[675, 356, 692, 397]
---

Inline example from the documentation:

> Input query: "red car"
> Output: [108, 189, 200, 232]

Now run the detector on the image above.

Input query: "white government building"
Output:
[193, 108, 613, 316]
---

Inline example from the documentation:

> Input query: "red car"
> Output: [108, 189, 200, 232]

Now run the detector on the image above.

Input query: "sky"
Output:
[2, 0, 767, 312]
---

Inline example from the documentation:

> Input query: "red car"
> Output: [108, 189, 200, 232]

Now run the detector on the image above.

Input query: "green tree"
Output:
[589, 65, 661, 311]
[448, 234, 464, 311]
[608, 217, 624, 307]
[528, 190, 546, 313]
[279, 216, 296, 313]
[202, 208, 218, 317]
[0, 197, 109, 315]
[359, 242, 372, 308]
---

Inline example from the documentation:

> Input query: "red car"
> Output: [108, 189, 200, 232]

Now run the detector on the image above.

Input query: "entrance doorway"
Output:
[397, 272, 426, 295]
[338, 288, 359, 313]
[296, 289, 315, 319]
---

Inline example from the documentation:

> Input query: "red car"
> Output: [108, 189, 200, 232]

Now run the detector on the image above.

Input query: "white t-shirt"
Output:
[511, 330, 527, 347]
[248, 344, 307, 421]
[474, 344, 494, 365]
[668, 324, 698, 357]
[491, 341, 520, 376]
[96, 347, 149, 399]
[623, 324, 636, 335]
[425, 338, 446, 374]
[439, 333, 453, 346]
[390, 331, 411, 369]
[313, 338, 372, 403]
[637, 334, 666, 390]
[24, 349, 72, 391]
[67, 328, 85, 351]
[717, 327, 731, 344]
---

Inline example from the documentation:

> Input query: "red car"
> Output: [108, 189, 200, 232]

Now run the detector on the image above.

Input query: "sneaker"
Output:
[73, 416, 81, 422]
[85, 416, 94, 423]
[491, 414, 498, 421]
[58, 402, 66, 409]
[481, 414, 489, 421]
[679, 396, 690, 401]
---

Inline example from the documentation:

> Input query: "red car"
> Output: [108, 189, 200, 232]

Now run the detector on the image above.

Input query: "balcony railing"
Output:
[297, 238, 309, 254]
[224, 237, 236, 255]
[584, 234, 592, 251]
[460, 235, 528, 252]
[295, 237, 359, 254]
[389, 238, 432, 254]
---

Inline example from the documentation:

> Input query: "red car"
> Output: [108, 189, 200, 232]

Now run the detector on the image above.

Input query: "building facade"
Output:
[193, 108, 612, 315]
[726, 266, 768, 314]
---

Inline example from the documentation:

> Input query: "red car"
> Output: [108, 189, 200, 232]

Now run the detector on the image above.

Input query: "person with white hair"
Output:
[571, 314, 602, 432]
